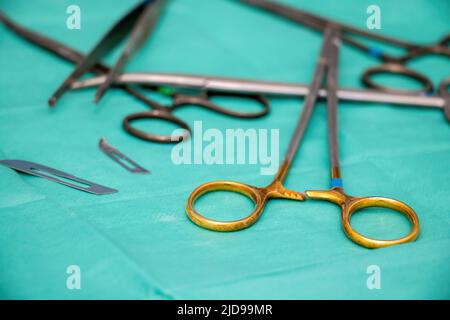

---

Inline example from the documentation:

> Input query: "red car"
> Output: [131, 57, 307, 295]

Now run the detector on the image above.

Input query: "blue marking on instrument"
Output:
[420, 91, 434, 97]
[331, 178, 343, 188]
[368, 47, 383, 58]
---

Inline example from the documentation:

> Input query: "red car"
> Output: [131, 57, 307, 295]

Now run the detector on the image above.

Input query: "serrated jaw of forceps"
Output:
[0, 159, 118, 195]
[99, 138, 150, 174]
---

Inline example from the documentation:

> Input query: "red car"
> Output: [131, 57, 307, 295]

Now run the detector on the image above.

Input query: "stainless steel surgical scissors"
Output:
[241, 0, 449, 95]
[48, 0, 167, 106]
[2, 2, 448, 146]
[185, 27, 420, 249]
[0, 4, 270, 143]
[72, 72, 450, 121]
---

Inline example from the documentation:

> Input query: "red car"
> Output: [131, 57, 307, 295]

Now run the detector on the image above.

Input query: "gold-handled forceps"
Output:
[186, 27, 420, 249]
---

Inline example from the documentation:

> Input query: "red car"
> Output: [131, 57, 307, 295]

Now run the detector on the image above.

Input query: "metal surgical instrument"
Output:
[0, 160, 117, 195]
[0, 8, 269, 143]
[48, 0, 167, 106]
[185, 27, 420, 249]
[241, 0, 450, 95]
[99, 138, 150, 174]
[71, 72, 450, 121]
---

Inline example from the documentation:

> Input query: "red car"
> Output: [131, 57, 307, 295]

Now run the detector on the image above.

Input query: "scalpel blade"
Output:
[0, 160, 118, 195]
[99, 138, 150, 174]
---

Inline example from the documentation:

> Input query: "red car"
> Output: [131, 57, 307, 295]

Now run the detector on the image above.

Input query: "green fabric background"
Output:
[0, 0, 449, 299]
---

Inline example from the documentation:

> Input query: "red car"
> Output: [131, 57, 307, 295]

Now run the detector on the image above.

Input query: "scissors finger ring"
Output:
[361, 63, 433, 95]
[123, 110, 191, 143]
[186, 176, 305, 232]
[305, 189, 419, 248]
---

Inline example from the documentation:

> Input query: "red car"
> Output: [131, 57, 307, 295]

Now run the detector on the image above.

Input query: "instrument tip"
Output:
[48, 97, 57, 107]
[94, 88, 106, 104]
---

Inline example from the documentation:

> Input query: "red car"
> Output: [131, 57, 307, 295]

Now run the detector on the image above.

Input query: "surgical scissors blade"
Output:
[0, 9, 270, 143]
[0, 9, 163, 110]
[48, 0, 166, 106]
[185, 27, 420, 249]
